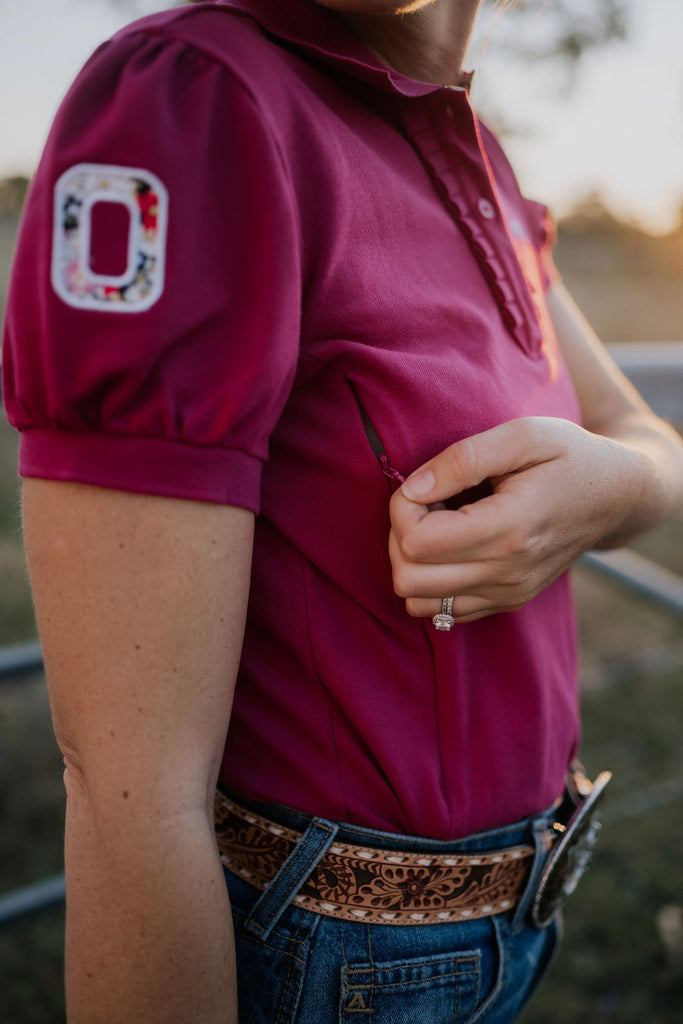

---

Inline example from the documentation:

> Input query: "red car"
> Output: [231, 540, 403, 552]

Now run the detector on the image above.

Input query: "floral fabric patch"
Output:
[51, 163, 168, 313]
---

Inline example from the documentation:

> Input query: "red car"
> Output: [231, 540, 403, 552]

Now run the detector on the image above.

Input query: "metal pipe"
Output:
[581, 549, 683, 618]
[0, 640, 43, 683]
[0, 874, 65, 930]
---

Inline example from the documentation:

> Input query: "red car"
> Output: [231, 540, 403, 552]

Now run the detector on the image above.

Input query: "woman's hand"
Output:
[389, 416, 660, 623]
[390, 281, 683, 626]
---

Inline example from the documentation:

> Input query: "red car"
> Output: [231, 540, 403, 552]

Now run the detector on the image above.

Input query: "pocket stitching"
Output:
[274, 913, 309, 1024]
[345, 951, 479, 980]
[341, 950, 482, 1022]
[454, 955, 481, 1023]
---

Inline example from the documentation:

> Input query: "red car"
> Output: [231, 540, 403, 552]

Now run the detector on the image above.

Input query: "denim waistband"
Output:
[219, 786, 561, 857]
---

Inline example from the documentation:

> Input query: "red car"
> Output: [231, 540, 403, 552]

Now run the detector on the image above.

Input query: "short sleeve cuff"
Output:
[18, 429, 263, 513]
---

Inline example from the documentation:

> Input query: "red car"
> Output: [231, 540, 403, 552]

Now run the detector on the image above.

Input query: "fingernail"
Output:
[402, 468, 435, 501]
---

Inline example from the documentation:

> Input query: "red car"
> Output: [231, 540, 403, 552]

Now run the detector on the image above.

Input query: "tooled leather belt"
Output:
[214, 790, 549, 926]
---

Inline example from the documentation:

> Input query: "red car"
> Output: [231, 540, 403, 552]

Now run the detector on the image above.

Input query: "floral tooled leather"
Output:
[215, 792, 535, 926]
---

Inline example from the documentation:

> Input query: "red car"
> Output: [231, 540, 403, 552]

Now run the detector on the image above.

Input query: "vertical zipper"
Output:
[347, 380, 406, 488]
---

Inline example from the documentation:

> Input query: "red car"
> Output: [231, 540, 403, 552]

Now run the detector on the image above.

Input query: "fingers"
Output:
[404, 594, 512, 624]
[387, 418, 577, 624]
[390, 491, 523, 566]
[388, 528, 485, 595]
[399, 418, 560, 508]
[388, 517, 542, 622]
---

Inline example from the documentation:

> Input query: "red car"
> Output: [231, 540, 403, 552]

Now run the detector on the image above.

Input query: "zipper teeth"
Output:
[347, 380, 406, 485]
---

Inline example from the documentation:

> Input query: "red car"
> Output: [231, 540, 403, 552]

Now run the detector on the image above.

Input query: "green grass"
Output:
[0, 410, 65, 1024]
[520, 660, 683, 1023]
[518, 563, 683, 1023]
[0, 910, 66, 1024]
[0, 415, 35, 646]
[0, 673, 65, 1024]
[0, 215, 19, 328]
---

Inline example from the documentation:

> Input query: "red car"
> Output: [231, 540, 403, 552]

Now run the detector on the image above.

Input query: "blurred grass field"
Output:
[1, 206, 682, 1022]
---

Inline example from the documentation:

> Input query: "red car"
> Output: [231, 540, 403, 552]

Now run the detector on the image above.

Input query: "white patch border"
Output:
[51, 162, 169, 314]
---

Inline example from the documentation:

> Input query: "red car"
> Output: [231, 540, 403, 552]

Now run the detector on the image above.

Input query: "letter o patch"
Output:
[51, 163, 168, 313]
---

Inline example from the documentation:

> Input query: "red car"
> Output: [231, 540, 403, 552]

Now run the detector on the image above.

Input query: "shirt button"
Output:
[478, 197, 496, 220]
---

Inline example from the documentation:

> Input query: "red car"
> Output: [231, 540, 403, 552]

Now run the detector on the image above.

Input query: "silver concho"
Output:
[531, 770, 612, 929]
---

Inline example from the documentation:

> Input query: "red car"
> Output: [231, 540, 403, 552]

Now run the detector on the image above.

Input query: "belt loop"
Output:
[243, 817, 339, 940]
[512, 816, 550, 934]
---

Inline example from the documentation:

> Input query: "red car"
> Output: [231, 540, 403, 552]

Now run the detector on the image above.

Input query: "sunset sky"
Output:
[1, 0, 681, 233]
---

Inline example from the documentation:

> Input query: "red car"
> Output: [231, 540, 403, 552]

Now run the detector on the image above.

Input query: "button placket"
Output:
[478, 197, 496, 220]
[400, 91, 544, 357]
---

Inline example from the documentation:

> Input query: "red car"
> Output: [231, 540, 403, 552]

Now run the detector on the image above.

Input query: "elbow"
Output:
[60, 743, 91, 806]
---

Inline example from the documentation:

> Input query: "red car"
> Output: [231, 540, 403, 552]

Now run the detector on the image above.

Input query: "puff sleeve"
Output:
[1, 28, 302, 512]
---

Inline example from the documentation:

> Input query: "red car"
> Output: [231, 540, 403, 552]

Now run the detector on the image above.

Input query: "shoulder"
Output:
[35, 2, 307, 198]
[46, 2, 312, 168]
[102, 2, 298, 101]
[112, 3, 268, 56]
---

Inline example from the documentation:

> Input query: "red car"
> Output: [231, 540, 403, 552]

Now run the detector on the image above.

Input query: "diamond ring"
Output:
[432, 597, 455, 631]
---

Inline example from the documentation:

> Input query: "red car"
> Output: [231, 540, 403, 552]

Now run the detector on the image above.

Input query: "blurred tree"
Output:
[491, 0, 627, 68]
[0, 177, 30, 218]
[559, 190, 641, 237]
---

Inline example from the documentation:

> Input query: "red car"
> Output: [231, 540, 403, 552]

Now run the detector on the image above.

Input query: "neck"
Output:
[341, 1, 483, 85]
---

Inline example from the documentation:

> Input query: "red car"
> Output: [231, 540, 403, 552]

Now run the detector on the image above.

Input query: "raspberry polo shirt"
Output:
[2, 0, 581, 840]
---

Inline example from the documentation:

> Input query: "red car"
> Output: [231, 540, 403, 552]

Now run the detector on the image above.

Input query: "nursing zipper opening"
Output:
[347, 380, 406, 489]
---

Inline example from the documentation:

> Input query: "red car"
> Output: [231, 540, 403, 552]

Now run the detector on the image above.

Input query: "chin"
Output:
[312, 1, 434, 13]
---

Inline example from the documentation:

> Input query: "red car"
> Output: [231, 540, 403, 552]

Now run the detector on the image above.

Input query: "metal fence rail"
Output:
[0, 640, 43, 684]
[0, 875, 65, 931]
[582, 549, 683, 617]
[606, 341, 683, 422]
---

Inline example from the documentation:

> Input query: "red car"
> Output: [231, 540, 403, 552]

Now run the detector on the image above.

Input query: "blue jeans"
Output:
[222, 797, 562, 1023]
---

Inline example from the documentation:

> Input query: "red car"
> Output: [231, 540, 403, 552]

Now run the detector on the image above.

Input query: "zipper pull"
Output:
[379, 455, 406, 485]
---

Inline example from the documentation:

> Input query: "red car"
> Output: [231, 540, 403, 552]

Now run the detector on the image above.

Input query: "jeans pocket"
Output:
[232, 906, 310, 1024]
[340, 949, 480, 1024]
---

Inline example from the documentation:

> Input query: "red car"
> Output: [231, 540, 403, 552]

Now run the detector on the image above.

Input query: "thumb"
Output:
[400, 419, 556, 505]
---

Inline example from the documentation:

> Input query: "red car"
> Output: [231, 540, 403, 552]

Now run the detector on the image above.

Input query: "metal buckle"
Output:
[530, 770, 612, 929]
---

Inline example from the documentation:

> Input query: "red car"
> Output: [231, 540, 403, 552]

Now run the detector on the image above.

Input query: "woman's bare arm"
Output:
[387, 282, 683, 622]
[544, 281, 683, 537]
[23, 480, 254, 1024]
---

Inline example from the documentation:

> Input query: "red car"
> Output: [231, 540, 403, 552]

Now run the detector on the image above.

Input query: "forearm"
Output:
[64, 779, 237, 1024]
[21, 484, 254, 1022]
[589, 413, 683, 550]
[547, 281, 683, 548]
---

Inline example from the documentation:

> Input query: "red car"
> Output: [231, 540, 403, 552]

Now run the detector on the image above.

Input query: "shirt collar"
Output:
[211, 0, 471, 97]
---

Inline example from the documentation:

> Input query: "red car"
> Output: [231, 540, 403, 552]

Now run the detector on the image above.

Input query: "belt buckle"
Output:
[530, 769, 612, 929]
